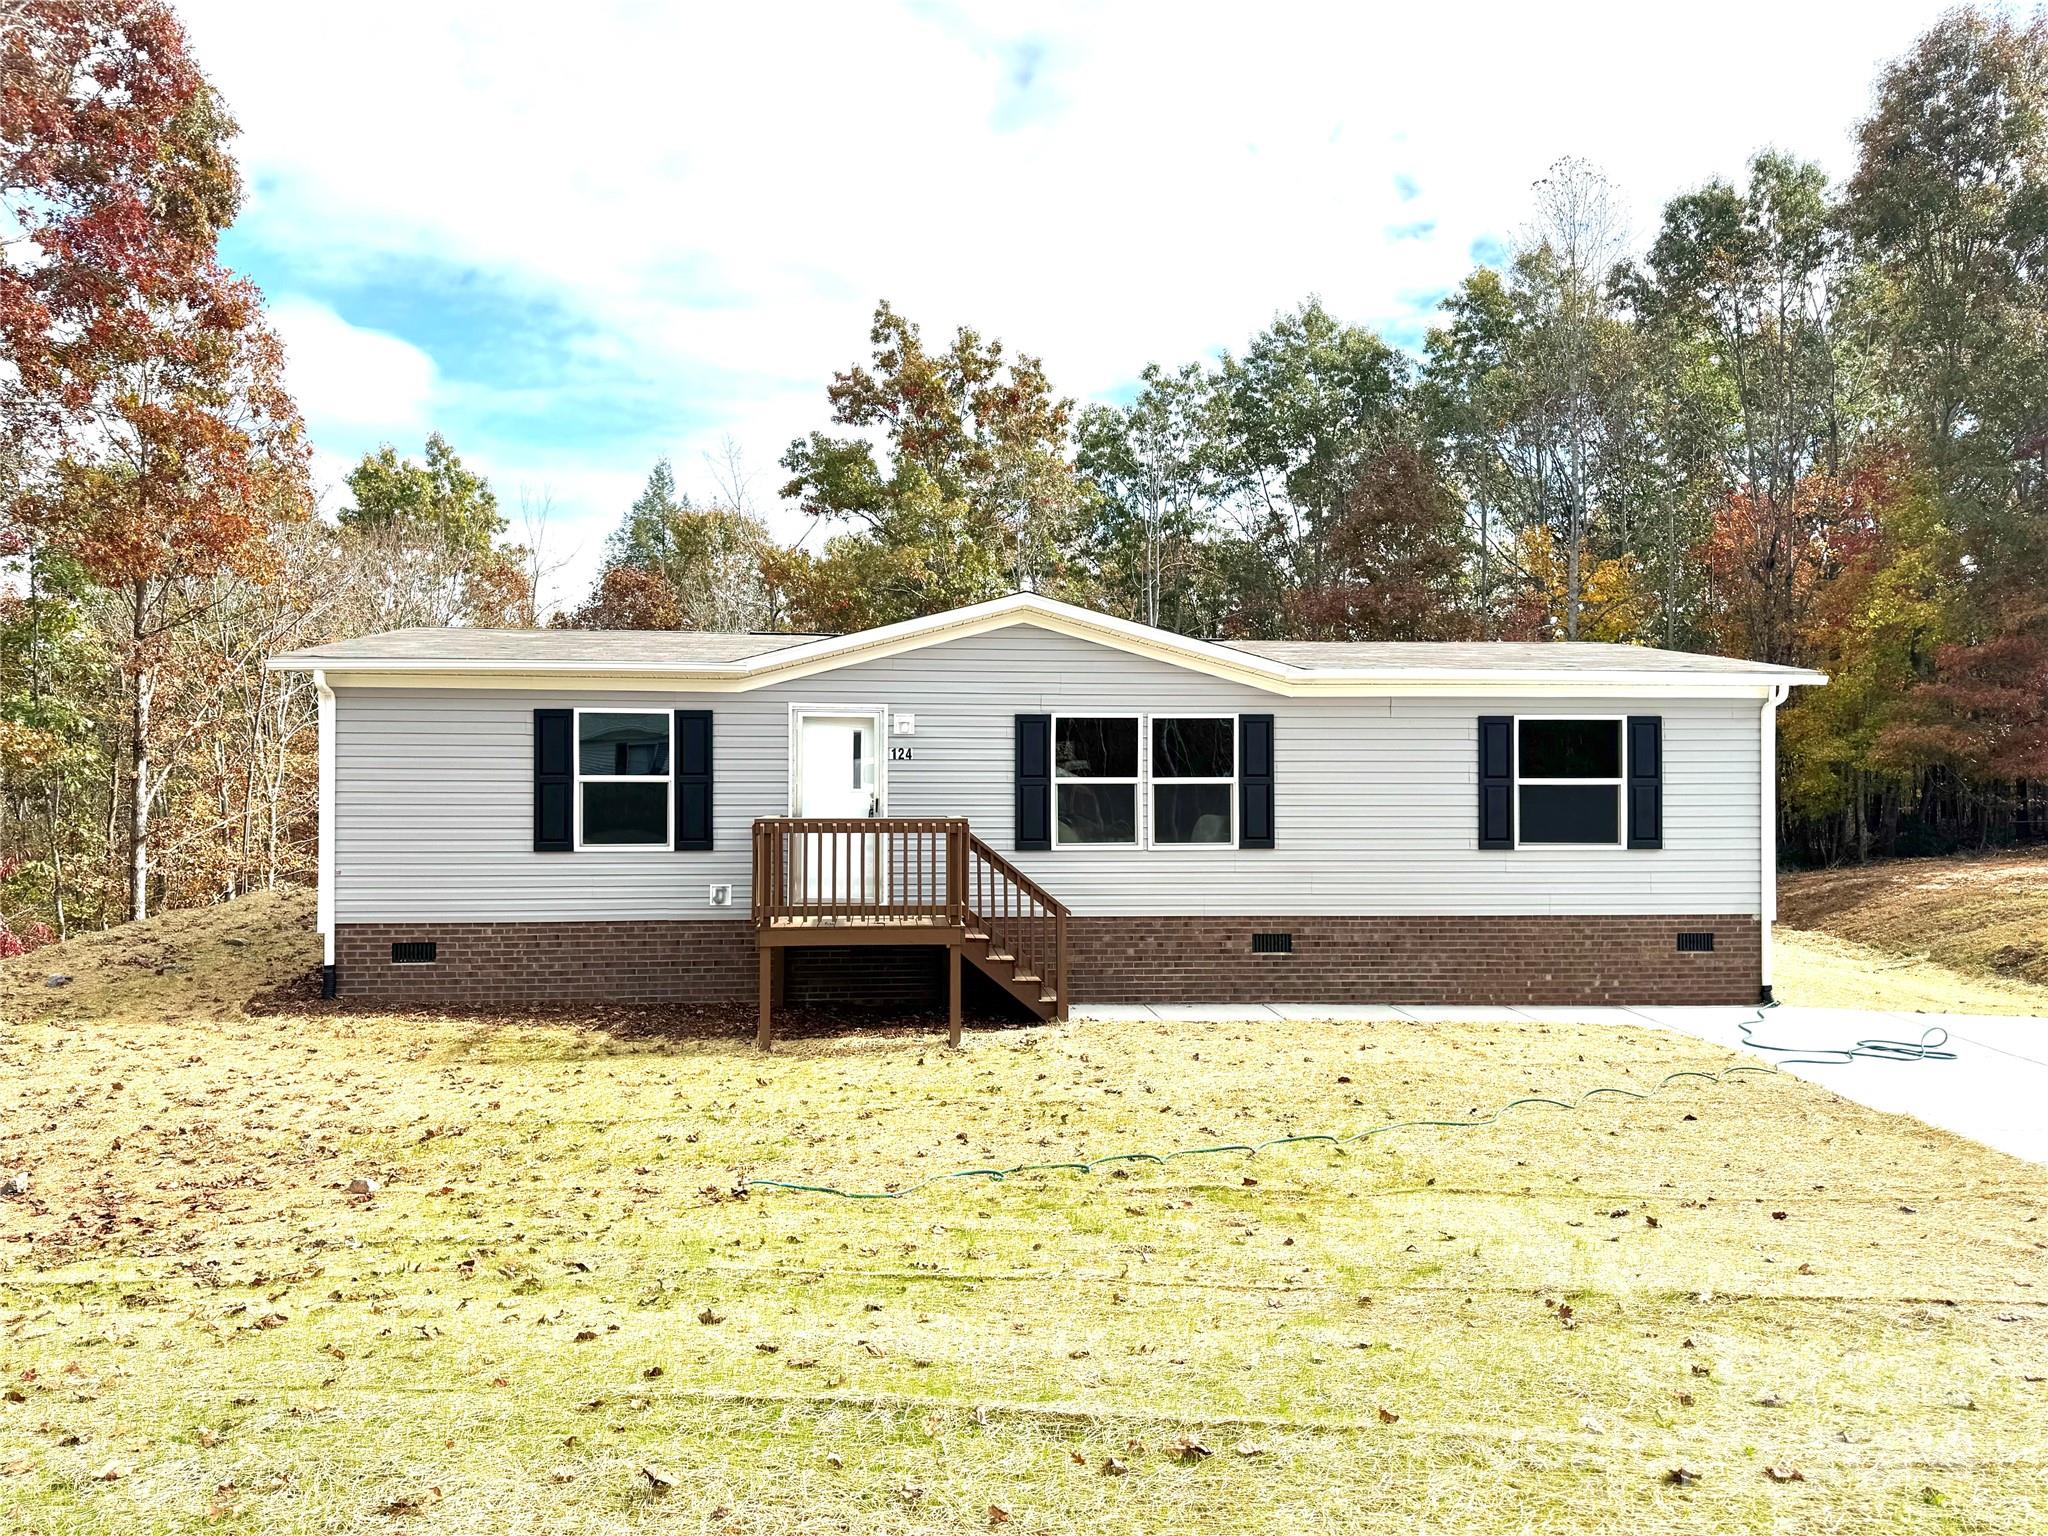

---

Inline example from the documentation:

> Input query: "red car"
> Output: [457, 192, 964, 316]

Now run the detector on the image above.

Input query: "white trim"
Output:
[572, 707, 673, 851]
[1051, 712, 1141, 848]
[314, 669, 335, 965]
[787, 704, 887, 817]
[272, 592, 1830, 698]
[1146, 712, 1239, 851]
[1761, 684, 1787, 994]
[1512, 714, 1626, 851]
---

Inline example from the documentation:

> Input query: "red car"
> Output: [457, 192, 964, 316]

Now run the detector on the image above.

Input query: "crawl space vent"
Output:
[1251, 932, 1294, 955]
[1675, 931, 1715, 953]
[391, 941, 438, 966]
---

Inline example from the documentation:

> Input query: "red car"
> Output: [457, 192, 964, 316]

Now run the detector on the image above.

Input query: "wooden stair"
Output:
[960, 914, 1060, 1020]
[751, 817, 1070, 1048]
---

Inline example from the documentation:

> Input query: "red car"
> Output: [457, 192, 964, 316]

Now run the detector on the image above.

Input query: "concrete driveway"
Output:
[1073, 1002, 2048, 1166]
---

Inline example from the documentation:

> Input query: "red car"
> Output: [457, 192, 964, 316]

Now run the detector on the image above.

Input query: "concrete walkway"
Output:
[1071, 1002, 2048, 1166]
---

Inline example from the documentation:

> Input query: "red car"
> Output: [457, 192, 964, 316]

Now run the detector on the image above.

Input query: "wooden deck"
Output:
[751, 817, 1069, 1048]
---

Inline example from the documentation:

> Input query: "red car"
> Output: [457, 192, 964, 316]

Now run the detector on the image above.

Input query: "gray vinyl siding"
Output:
[333, 626, 1763, 922]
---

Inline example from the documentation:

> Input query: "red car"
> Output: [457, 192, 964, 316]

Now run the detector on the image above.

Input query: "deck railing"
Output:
[967, 833, 1067, 999]
[752, 817, 968, 927]
[751, 816, 1069, 1009]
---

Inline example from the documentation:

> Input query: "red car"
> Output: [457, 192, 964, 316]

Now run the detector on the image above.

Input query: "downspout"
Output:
[1759, 683, 1788, 1005]
[316, 669, 337, 999]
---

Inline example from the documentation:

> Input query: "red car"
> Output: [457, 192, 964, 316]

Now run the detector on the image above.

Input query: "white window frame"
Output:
[1051, 713, 1142, 848]
[1145, 712, 1239, 850]
[573, 706, 673, 852]
[1512, 713, 1626, 851]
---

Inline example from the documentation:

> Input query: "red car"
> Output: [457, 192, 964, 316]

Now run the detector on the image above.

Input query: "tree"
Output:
[1421, 163, 1654, 642]
[1074, 363, 1223, 631]
[1842, 8, 2048, 517]
[1624, 152, 1844, 649]
[1208, 298, 1405, 630]
[2, 0, 311, 921]
[562, 458, 775, 631]
[340, 432, 503, 557]
[780, 302, 1090, 618]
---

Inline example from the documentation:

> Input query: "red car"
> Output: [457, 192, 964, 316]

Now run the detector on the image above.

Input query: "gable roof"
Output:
[272, 592, 1826, 696]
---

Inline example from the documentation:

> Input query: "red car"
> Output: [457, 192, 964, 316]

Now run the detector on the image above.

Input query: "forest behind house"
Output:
[3, 2, 2046, 952]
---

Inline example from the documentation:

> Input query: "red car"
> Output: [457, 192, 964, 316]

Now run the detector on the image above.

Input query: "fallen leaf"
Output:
[1764, 1466, 1805, 1484]
[987, 1505, 1011, 1527]
[1232, 1439, 1269, 1458]
[640, 1464, 678, 1492]
[377, 1487, 442, 1516]
[1377, 1407, 1399, 1424]
[1167, 1433, 1211, 1461]
[697, 1308, 724, 1325]
[1100, 1456, 1129, 1476]
[1664, 1467, 1700, 1486]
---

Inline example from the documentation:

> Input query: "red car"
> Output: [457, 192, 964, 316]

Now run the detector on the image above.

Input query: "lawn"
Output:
[4, 893, 2047, 1534]
[1779, 848, 2048, 1002]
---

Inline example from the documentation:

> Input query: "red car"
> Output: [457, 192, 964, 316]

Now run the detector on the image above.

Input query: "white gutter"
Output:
[315, 669, 335, 975]
[1759, 682, 1789, 1001]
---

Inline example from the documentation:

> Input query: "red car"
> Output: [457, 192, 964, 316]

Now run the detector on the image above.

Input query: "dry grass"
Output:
[3, 894, 2047, 1534]
[1780, 849, 2048, 991]
[1772, 927, 2048, 1016]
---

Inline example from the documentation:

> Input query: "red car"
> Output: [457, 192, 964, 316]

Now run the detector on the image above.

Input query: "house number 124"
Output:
[889, 745, 913, 761]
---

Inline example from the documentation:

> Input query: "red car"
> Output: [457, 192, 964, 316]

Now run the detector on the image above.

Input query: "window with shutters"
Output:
[1514, 716, 1623, 847]
[1149, 715, 1236, 846]
[575, 709, 672, 848]
[1053, 716, 1139, 845]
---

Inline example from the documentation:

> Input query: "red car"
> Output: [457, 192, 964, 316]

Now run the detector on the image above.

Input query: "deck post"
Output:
[1056, 910, 1069, 1021]
[756, 946, 774, 1050]
[947, 942, 962, 1048]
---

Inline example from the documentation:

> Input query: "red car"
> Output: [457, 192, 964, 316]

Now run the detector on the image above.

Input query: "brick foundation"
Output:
[1067, 914, 1761, 1006]
[334, 913, 1760, 1009]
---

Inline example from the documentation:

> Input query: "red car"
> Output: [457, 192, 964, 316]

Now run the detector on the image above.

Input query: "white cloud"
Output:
[267, 296, 437, 441]
[177, 0, 1954, 608]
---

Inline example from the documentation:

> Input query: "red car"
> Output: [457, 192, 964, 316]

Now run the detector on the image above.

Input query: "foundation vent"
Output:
[1675, 931, 1715, 953]
[391, 941, 438, 966]
[1251, 932, 1294, 955]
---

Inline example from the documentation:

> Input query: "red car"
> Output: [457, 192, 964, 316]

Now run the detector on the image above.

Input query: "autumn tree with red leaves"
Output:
[3, 0, 309, 919]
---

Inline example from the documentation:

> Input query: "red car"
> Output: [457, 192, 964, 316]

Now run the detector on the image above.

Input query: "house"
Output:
[271, 592, 1825, 1042]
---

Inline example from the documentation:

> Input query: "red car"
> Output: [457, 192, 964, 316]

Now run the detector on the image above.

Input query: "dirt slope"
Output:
[1778, 849, 2048, 988]
[0, 885, 319, 1023]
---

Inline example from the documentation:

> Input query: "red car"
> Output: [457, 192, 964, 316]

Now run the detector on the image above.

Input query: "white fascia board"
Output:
[273, 591, 1830, 697]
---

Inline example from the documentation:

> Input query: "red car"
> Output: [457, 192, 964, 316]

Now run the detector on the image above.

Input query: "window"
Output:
[1151, 715, 1235, 846]
[1054, 716, 1138, 845]
[1516, 717, 1622, 847]
[576, 710, 671, 848]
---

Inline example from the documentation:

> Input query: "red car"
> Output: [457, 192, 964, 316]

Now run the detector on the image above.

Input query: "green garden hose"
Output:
[745, 1006, 1957, 1200]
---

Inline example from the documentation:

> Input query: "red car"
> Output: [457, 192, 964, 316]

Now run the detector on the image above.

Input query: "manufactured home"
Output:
[272, 593, 1825, 1042]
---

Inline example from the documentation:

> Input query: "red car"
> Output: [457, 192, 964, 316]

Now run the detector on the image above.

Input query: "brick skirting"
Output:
[333, 913, 1761, 1009]
[1067, 914, 1761, 1006]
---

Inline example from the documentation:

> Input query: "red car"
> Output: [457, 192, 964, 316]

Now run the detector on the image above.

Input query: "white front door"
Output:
[796, 714, 879, 819]
[794, 713, 881, 904]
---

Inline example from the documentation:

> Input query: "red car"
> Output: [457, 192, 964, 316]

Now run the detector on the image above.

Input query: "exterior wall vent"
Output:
[1675, 931, 1715, 953]
[391, 941, 438, 966]
[1251, 931, 1294, 954]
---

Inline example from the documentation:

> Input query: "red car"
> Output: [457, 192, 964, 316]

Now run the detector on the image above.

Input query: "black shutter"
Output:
[1477, 715, 1514, 849]
[534, 708, 573, 852]
[675, 709, 713, 851]
[1239, 713, 1275, 849]
[1015, 714, 1051, 851]
[1627, 714, 1663, 850]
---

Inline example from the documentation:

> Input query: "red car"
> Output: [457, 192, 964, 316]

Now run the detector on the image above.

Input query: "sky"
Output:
[176, 0, 1959, 610]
